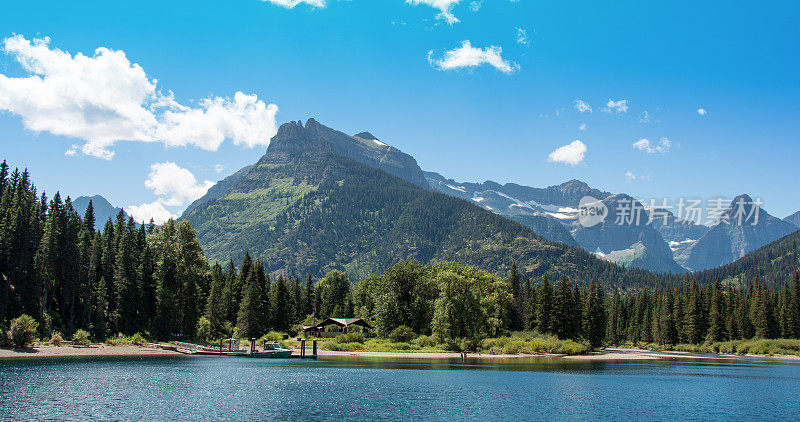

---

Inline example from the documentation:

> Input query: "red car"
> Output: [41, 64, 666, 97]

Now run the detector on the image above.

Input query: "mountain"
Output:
[693, 228, 800, 288]
[571, 194, 686, 273]
[785, 211, 800, 228]
[184, 164, 254, 215]
[72, 195, 124, 228]
[425, 172, 610, 209]
[424, 172, 688, 273]
[647, 208, 709, 243]
[182, 118, 665, 286]
[683, 194, 799, 271]
[424, 172, 605, 246]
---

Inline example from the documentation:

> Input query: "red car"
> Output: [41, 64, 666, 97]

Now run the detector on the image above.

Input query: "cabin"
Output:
[302, 318, 372, 338]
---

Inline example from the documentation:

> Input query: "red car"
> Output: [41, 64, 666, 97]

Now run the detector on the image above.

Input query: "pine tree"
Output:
[237, 269, 264, 339]
[508, 263, 523, 331]
[302, 275, 316, 317]
[535, 275, 552, 334]
[271, 275, 292, 332]
[752, 277, 774, 338]
[205, 263, 226, 339]
[583, 281, 606, 348]
[792, 272, 800, 338]
[683, 281, 702, 344]
[706, 278, 726, 342]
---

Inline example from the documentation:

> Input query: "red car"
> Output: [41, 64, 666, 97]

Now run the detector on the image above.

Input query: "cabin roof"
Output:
[303, 317, 372, 331]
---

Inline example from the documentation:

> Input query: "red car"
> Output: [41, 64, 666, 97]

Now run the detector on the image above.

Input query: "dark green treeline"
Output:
[2, 161, 800, 348]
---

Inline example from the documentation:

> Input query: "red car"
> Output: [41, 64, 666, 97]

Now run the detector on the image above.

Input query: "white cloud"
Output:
[633, 137, 671, 154]
[639, 110, 650, 123]
[262, 0, 326, 8]
[516, 28, 529, 46]
[469, 1, 482, 11]
[64, 144, 78, 157]
[428, 40, 519, 74]
[578, 123, 586, 131]
[214, 164, 225, 174]
[604, 99, 628, 113]
[144, 162, 214, 207]
[0, 35, 279, 159]
[573, 99, 592, 113]
[406, 0, 461, 25]
[126, 201, 176, 225]
[625, 171, 636, 183]
[697, 108, 707, 116]
[548, 140, 586, 166]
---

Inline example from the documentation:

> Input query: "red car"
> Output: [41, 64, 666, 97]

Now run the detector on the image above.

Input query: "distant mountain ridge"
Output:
[683, 194, 799, 271]
[785, 211, 800, 228]
[73, 195, 125, 228]
[570, 194, 686, 273]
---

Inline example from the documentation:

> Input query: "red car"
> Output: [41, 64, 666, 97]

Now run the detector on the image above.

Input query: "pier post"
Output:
[301, 339, 306, 358]
[312, 339, 317, 359]
[219, 338, 223, 354]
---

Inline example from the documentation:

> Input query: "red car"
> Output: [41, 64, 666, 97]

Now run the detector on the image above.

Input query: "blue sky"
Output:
[0, 0, 798, 222]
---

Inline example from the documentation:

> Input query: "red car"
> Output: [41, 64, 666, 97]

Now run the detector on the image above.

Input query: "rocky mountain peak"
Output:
[354, 131, 378, 141]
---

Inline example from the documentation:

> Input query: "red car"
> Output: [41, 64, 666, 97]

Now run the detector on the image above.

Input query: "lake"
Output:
[1, 355, 799, 421]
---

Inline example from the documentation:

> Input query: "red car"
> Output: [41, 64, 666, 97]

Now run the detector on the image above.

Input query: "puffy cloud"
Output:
[126, 201, 176, 225]
[262, 0, 326, 8]
[0, 35, 279, 159]
[604, 99, 628, 113]
[625, 171, 636, 183]
[214, 164, 225, 173]
[638, 110, 650, 123]
[548, 140, 586, 166]
[406, 0, 461, 25]
[633, 137, 671, 154]
[144, 162, 215, 207]
[428, 40, 519, 73]
[516, 28, 529, 46]
[469, 1, 482, 12]
[64, 144, 78, 157]
[573, 99, 592, 113]
[697, 108, 707, 116]
[578, 123, 587, 131]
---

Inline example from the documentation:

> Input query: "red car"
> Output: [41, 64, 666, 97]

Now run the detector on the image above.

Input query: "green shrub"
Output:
[414, 334, 440, 348]
[335, 332, 365, 344]
[388, 325, 416, 343]
[72, 329, 91, 346]
[257, 331, 285, 345]
[196, 317, 211, 342]
[106, 333, 131, 346]
[9, 315, 39, 348]
[50, 332, 64, 346]
[130, 333, 147, 345]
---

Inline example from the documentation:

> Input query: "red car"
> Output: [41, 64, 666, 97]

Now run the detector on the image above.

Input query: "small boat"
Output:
[250, 342, 293, 358]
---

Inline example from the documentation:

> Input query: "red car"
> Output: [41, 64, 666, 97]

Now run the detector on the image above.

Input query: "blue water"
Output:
[1, 355, 799, 421]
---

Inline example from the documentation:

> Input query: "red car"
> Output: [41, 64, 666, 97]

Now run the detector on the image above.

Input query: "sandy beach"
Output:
[0, 345, 184, 359]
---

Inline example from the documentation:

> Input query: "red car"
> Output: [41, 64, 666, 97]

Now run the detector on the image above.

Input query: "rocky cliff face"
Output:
[683, 194, 799, 271]
[647, 208, 709, 243]
[785, 211, 800, 228]
[571, 194, 686, 273]
[261, 119, 430, 190]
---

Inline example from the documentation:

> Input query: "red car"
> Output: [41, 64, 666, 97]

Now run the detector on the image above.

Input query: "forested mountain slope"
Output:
[693, 229, 800, 288]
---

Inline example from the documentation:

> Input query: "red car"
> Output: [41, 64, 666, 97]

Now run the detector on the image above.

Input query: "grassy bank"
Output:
[616, 338, 800, 357]
[311, 332, 590, 355]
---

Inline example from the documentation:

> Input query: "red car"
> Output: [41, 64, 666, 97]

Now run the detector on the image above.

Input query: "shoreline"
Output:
[2, 345, 798, 363]
[0, 345, 184, 359]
